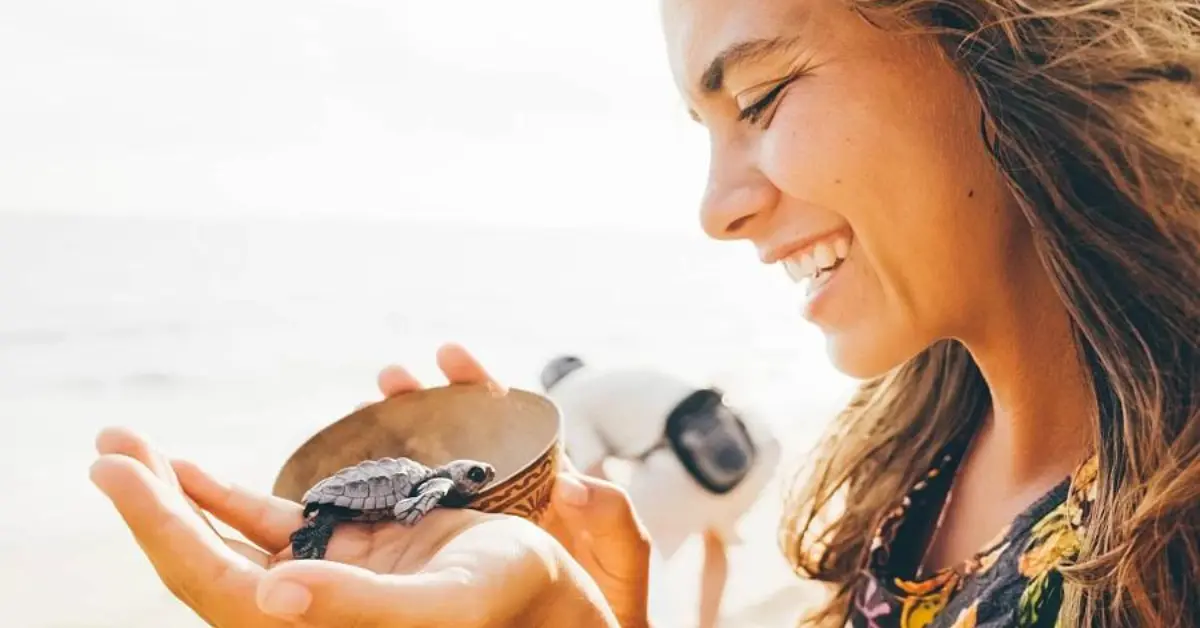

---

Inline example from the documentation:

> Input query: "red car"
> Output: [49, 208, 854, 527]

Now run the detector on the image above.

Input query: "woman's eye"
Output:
[737, 76, 799, 126]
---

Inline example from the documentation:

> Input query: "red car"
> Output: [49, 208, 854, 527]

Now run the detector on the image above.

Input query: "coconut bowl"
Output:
[272, 384, 562, 523]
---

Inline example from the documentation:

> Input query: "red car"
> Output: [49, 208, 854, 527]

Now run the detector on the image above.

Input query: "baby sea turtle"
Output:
[289, 456, 497, 560]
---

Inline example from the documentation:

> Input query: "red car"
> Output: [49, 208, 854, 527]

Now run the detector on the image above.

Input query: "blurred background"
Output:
[0, 1, 859, 625]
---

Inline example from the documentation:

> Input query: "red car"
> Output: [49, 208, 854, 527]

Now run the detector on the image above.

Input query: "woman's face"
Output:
[662, 0, 1032, 378]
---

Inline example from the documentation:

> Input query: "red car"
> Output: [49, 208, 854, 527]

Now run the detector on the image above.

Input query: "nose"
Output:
[699, 146, 778, 241]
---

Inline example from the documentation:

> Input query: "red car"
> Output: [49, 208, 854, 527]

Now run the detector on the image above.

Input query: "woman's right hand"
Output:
[372, 343, 654, 627]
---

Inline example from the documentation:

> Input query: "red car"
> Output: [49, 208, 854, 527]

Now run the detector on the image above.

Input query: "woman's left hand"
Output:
[89, 427, 618, 627]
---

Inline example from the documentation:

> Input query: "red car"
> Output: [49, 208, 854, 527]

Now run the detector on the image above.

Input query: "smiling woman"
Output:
[87, 1, 1198, 627]
[662, 0, 1198, 627]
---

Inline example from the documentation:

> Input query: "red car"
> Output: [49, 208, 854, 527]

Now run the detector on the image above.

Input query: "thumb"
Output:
[257, 560, 473, 628]
[553, 472, 651, 577]
[552, 472, 652, 627]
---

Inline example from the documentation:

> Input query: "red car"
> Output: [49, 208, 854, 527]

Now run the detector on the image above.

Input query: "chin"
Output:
[824, 330, 922, 381]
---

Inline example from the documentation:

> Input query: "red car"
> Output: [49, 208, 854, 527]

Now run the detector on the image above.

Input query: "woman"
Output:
[91, 1, 1198, 626]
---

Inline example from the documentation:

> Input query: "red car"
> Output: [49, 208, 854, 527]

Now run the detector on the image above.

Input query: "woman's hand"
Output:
[89, 344, 625, 627]
[91, 428, 616, 627]
[539, 462, 653, 628]
[370, 344, 654, 627]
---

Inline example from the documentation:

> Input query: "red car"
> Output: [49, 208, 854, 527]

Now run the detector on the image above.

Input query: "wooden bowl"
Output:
[272, 384, 562, 523]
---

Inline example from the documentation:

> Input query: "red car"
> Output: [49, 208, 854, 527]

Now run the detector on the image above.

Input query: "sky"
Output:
[0, 0, 713, 230]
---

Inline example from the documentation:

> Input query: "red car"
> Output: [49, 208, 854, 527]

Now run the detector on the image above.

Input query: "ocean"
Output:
[0, 211, 857, 626]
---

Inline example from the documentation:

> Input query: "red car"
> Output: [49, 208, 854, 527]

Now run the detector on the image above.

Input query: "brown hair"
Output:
[780, 2, 1200, 627]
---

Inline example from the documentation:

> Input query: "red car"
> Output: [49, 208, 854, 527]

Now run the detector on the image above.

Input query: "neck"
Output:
[959, 261, 1094, 491]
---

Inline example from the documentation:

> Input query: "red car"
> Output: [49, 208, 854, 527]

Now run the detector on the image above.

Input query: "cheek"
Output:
[756, 65, 1020, 373]
[757, 83, 910, 310]
[758, 83, 857, 196]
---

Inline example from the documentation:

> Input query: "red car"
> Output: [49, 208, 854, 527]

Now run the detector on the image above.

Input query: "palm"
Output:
[167, 454, 548, 586]
[269, 509, 520, 577]
[277, 513, 452, 572]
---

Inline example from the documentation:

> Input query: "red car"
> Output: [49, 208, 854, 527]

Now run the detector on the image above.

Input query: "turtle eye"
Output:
[467, 466, 487, 483]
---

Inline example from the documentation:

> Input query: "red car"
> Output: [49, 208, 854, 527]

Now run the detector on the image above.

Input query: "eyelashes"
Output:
[736, 70, 808, 127]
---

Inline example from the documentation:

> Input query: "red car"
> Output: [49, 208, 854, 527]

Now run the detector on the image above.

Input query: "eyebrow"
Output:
[698, 36, 804, 94]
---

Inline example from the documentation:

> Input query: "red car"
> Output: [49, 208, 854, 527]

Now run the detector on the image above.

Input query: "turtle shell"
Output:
[301, 456, 434, 512]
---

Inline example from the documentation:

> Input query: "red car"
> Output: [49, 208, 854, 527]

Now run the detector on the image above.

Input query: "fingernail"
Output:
[259, 580, 312, 617]
[555, 473, 589, 506]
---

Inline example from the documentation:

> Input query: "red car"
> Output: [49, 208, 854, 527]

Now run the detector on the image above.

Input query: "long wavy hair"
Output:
[780, 2, 1200, 627]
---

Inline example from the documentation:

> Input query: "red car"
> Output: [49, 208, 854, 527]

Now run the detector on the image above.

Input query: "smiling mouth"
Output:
[781, 231, 852, 284]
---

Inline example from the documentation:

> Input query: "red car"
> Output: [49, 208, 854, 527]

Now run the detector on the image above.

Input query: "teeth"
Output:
[833, 237, 849, 259]
[798, 253, 815, 277]
[783, 253, 815, 282]
[781, 234, 852, 284]
[813, 243, 835, 269]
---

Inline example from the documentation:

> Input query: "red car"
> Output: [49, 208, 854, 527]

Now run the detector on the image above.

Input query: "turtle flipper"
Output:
[290, 508, 339, 560]
[393, 477, 455, 526]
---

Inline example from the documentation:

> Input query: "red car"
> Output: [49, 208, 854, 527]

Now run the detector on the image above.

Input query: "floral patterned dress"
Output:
[846, 437, 1099, 628]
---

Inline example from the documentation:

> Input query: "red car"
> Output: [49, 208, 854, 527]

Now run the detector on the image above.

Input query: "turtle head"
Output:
[443, 459, 497, 496]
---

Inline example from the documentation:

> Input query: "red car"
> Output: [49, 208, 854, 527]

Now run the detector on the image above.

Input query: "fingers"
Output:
[256, 560, 474, 627]
[377, 364, 423, 398]
[96, 426, 178, 487]
[90, 454, 266, 624]
[553, 472, 650, 553]
[227, 538, 273, 568]
[436, 343, 505, 392]
[95, 426, 220, 536]
[549, 470, 648, 540]
[172, 459, 304, 555]
[374, 343, 501, 404]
